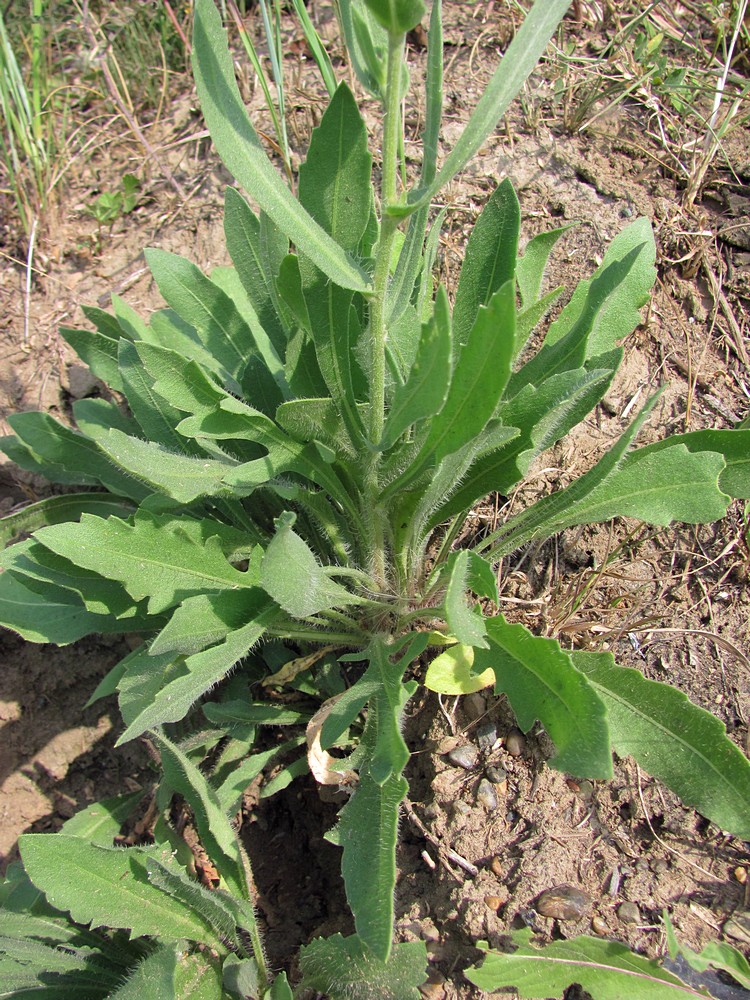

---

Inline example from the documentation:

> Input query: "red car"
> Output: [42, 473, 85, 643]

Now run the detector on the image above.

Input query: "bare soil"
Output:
[1, 3, 749, 998]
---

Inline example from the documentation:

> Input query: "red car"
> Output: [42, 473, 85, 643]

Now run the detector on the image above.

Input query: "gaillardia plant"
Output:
[1, 0, 749, 996]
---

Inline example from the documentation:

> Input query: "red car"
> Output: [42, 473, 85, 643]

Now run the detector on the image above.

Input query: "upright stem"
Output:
[364, 29, 405, 588]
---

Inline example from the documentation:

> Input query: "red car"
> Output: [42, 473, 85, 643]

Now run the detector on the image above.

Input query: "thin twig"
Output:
[80, 1, 186, 200]
[403, 798, 479, 879]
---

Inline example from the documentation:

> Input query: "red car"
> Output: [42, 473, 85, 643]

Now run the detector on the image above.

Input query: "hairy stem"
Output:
[364, 29, 405, 588]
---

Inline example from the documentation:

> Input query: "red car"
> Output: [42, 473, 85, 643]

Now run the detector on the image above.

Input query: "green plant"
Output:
[465, 913, 750, 999]
[0, 1, 71, 235]
[0, 737, 293, 998]
[84, 172, 141, 245]
[1, 0, 749, 996]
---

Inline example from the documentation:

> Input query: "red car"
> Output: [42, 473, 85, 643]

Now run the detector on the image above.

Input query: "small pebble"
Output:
[476, 778, 498, 811]
[463, 692, 486, 720]
[651, 858, 668, 875]
[476, 721, 497, 751]
[484, 894, 505, 912]
[734, 866, 747, 885]
[453, 799, 471, 817]
[485, 764, 507, 784]
[505, 727, 526, 756]
[447, 744, 479, 770]
[724, 913, 750, 945]
[419, 968, 446, 1000]
[591, 914, 609, 936]
[618, 901, 640, 925]
[536, 885, 592, 921]
[490, 856, 503, 877]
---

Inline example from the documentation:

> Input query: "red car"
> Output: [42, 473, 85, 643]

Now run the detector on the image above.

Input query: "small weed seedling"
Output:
[1, 1, 749, 997]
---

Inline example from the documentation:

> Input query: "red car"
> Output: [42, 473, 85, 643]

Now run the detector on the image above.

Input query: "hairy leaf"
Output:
[574, 651, 750, 839]
[34, 512, 251, 616]
[299, 934, 428, 1000]
[19, 837, 220, 944]
[467, 929, 711, 998]
[261, 512, 359, 617]
[192, 0, 370, 292]
[452, 179, 520, 349]
[474, 616, 612, 778]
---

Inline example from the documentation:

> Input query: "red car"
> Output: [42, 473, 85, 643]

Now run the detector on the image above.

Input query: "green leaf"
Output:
[298, 84, 372, 254]
[633, 428, 750, 499]
[19, 836, 220, 944]
[204, 701, 311, 727]
[106, 944, 178, 1000]
[545, 216, 656, 355]
[0, 572, 141, 645]
[361, 0, 425, 33]
[337, 0, 387, 100]
[338, 769, 407, 963]
[0, 493, 134, 548]
[117, 608, 276, 743]
[152, 733, 249, 901]
[664, 910, 750, 991]
[428, 280, 515, 461]
[211, 738, 303, 816]
[117, 340, 205, 456]
[3, 412, 148, 501]
[276, 397, 359, 458]
[59, 324, 123, 391]
[1, 539, 141, 619]
[443, 549, 488, 647]
[107, 944, 224, 1000]
[414, 0, 571, 207]
[151, 590, 265, 656]
[145, 249, 258, 380]
[192, 0, 370, 293]
[296, 84, 372, 438]
[486, 396, 732, 558]
[299, 934, 428, 1000]
[510, 222, 655, 396]
[452, 179, 520, 349]
[34, 512, 251, 616]
[421, 0, 442, 186]
[337, 639, 414, 962]
[261, 512, 359, 618]
[380, 286, 451, 450]
[385, 280, 515, 498]
[574, 651, 750, 839]
[466, 928, 712, 998]
[473, 616, 612, 779]
[516, 224, 571, 309]
[61, 792, 144, 844]
[224, 188, 289, 357]
[423, 644, 496, 695]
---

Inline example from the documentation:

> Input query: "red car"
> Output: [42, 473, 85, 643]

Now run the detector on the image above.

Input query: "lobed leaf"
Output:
[18, 837, 220, 945]
[34, 511, 251, 616]
[192, 0, 370, 293]
[467, 928, 712, 998]
[473, 616, 612, 778]
[574, 651, 750, 839]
